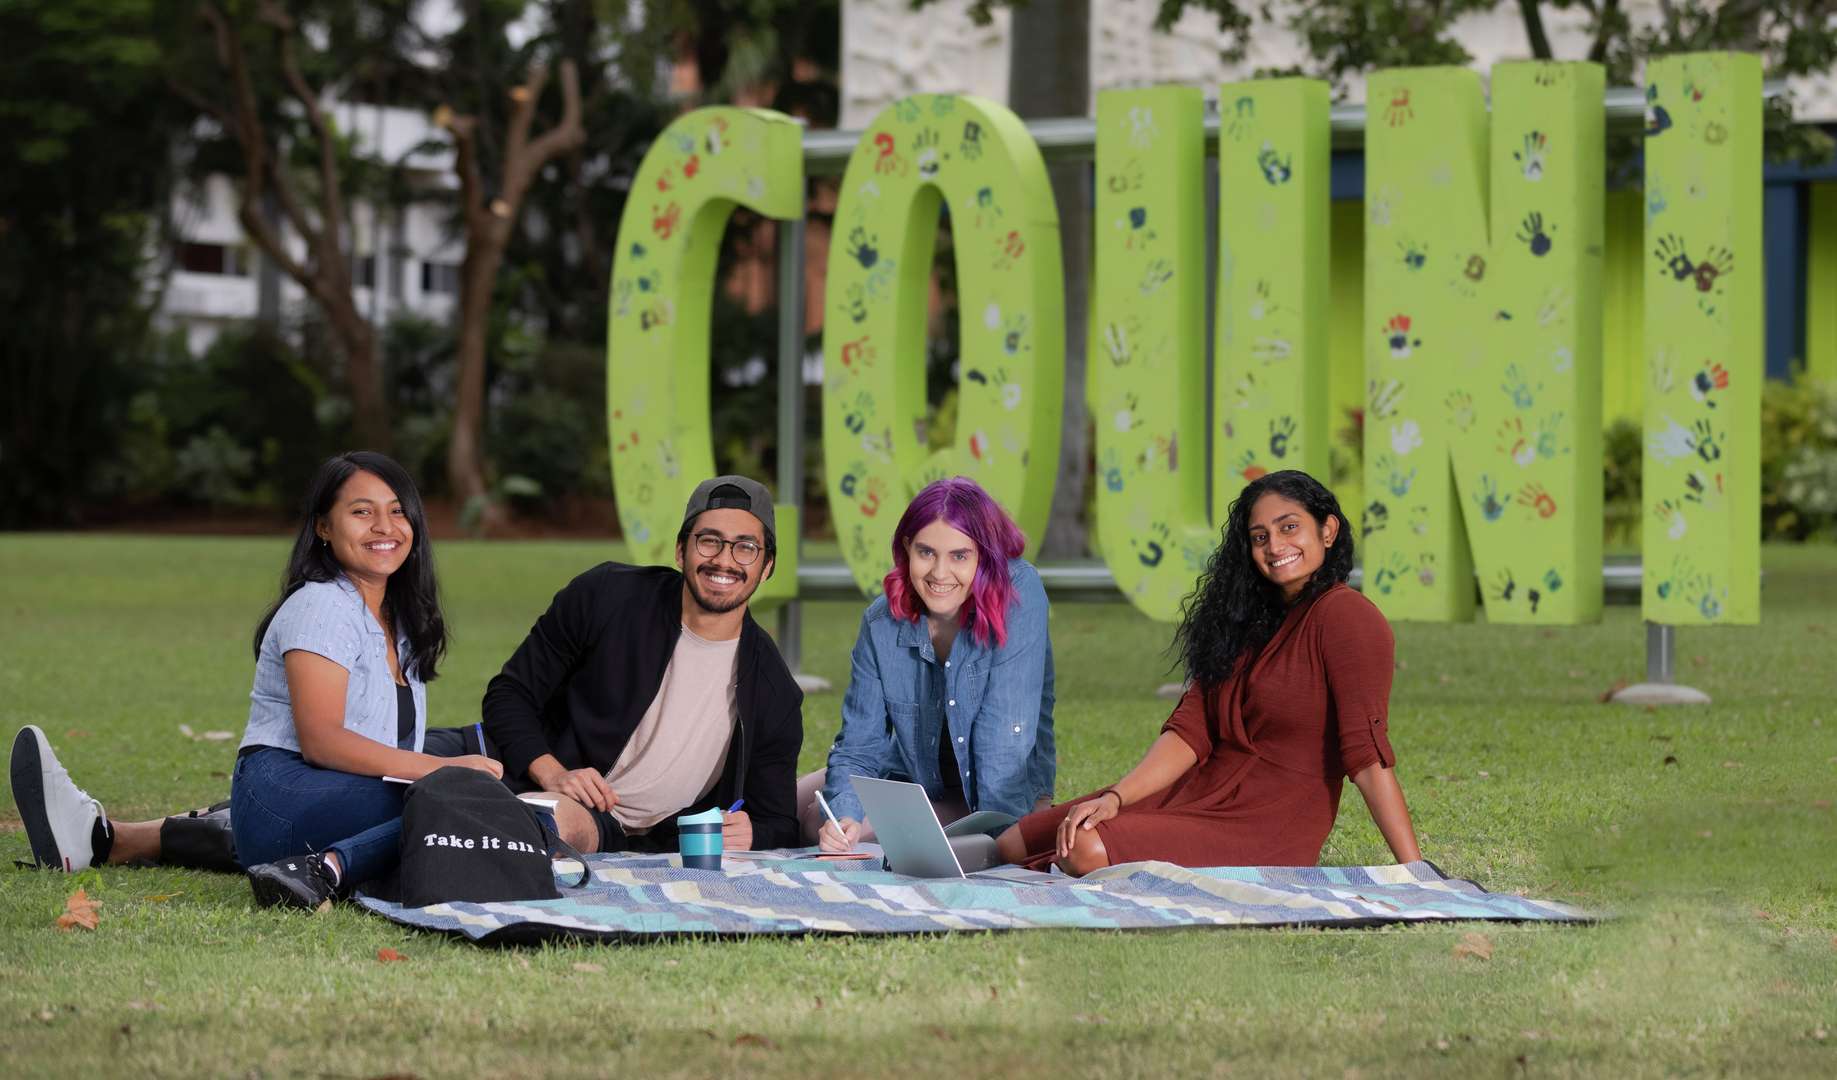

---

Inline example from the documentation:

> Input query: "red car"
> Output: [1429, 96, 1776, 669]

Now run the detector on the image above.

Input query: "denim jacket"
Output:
[821, 558, 1055, 822]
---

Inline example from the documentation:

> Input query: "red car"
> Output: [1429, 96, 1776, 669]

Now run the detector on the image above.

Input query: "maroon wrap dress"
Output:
[1014, 583, 1397, 867]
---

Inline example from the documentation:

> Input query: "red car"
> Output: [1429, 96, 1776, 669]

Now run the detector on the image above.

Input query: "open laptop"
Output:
[849, 776, 1026, 879]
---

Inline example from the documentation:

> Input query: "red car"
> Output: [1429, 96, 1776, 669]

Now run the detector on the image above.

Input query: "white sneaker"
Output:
[10, 725, 109, 872]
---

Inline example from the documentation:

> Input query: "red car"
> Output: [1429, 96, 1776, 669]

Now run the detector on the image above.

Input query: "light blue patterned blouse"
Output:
[237, 576, 425, 756]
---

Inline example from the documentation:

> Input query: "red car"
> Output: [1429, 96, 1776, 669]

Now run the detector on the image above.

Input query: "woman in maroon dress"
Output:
[996, 470, 1422, 874]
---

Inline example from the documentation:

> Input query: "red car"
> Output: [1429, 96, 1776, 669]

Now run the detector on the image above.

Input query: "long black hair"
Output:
[1170, 469, 1354, 689]
[252, 451, 448, 682]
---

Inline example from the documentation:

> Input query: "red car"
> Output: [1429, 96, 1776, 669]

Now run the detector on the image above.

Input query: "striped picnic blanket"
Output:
[355, 850, 1590, 945]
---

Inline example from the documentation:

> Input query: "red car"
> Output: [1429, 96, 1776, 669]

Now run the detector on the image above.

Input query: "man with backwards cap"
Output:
[481, 476, 805, 856]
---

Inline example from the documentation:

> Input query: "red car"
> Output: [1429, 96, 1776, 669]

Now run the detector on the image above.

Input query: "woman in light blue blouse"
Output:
[10, 452, 497, 905]
[228, 451, 501, 907]
[798, 477, 1055, 850]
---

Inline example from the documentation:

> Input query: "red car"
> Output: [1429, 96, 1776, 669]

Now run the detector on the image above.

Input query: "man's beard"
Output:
[685, 564, 753, 615]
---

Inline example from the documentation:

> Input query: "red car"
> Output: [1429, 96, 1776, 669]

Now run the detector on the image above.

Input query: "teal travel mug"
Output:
[677, 806, 724, 870]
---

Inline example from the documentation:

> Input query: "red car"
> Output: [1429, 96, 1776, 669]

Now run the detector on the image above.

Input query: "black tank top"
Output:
[395, 681, 415, 749]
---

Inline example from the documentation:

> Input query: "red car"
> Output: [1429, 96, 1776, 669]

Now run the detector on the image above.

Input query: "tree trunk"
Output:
[326, 291, 390, 452]
[1008, 0, 1092, 558]
[447, 224, 507, 526]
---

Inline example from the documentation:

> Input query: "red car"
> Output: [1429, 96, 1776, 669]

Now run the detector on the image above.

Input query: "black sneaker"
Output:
[11, 725, 111, 871]
[247, 853, 341, 910]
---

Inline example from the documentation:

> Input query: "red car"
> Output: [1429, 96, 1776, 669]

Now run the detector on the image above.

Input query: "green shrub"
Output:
[1761, 377, 1837, 540]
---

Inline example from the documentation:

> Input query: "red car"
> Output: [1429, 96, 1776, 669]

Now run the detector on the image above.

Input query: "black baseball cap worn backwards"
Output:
[681, 475, 776, 550]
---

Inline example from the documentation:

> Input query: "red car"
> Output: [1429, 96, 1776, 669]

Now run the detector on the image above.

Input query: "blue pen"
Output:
[726, 798, 745, 814]
[474, 722, 486, 755]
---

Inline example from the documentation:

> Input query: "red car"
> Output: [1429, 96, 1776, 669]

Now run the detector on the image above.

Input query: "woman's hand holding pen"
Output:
[818, 817, 863, 853]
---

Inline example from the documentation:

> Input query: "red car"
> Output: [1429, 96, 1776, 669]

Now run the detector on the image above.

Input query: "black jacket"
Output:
[481, 562, 804, 850]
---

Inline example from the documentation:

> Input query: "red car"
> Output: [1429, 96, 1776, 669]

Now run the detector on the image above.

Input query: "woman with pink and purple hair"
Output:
[796, 477, 1056, 849]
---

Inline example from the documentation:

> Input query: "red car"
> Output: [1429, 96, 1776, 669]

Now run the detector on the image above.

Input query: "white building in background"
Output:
[160, 101, 465, 355]
[840, 0, 1837, 126]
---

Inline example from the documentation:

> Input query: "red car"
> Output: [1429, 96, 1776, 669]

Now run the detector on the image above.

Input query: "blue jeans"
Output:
[230, 748, 404, 887]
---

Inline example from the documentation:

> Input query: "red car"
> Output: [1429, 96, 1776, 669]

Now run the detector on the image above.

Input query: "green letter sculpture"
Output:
[822, 94, 1064, 593]
[1640, 54, 1762, 624]
[1091, 81, 1331, 621]
[606, 107, 804, 601]
[1362, 63, 1606, 623]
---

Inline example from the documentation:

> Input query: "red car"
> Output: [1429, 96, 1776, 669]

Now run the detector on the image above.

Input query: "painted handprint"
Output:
[1224, 96, 1256, 141]
[959, 119, 984, 161]
[1396, 239, 1428, 271]
[1690, 418, 1721, 462]
[872, 131, 907, 176]
[1382, 314, 1420, 359]
[1384, 86, 1413, 127]
[1501, 363, 1541, 410]
[844, 283, 868, 324]
[1516, 482, 1556, 519]
[1268, 416, 1295, 459]
[1648, 416, 1695, 463]
[1247, 278, 1283, 322]
[1101, 448, 1125, 493]
[1001, 313, 1030, 357]
[839, 334, 877, 372]
[913, 127, 942, 179]
[1138, 258, 1174, 296]
[1236, 447, 1267, 482]
[1369, 379, 1405, 421]
[1257, 142, 1292, 185]
[1375, 452, 1416, 497]
[1488, 568, 1517, 603]
[1644, 84, 1673, 137]
[1682, 470, 1723, 505]
[1371, 552, 1411, 596]
[1693, 245, 1733, 296]
[1444, 390, 1476, 433]
[1690, 360, 1730, 406]
[1408, 504, 1430, 537]
[1417, 553, 1438, 588]
[1133, 522, 1171, 568]
[651, 202, 682, 240]
[1654, 498, 1687, 540]
[1362, 499, 1389, 538]
[1496, 418, 1535, 467]
[842, 391, 875, 435]
[1101, 318, 1140, 367]
[1472, 475, 1510, 522]
[1126, 105, 1157, 148]
[859, 476, 887, 518]
[1514, 131, 1548, 181]
[1653, 555, 1701, 602]
[1112, 392, 1142, 432]
[847, 226, 880, 270]
[1252, 336, 1293, 365]
[1536, 412, 1569, 460]
[1653, 234, 1694, 281]
[1516, 212, 1554, 256]
[1390, 420, 1423, 456]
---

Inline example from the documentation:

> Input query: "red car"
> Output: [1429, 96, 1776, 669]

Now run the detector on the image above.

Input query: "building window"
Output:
[351, 254, 377, 289]
[422, 260, 461, 296]
[177, 242, 251, 276]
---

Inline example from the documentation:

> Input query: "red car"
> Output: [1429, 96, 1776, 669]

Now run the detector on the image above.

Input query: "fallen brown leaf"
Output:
[1598, 679, 1628, 703]
[924, 1024, 953, 1041]
[1722, 760, 1742, 769]
[56, 888, 100, 932]
[733, 1033, 777, 1050]
[1452, 932, 1493, 961]
[572, 961, 604, 974]
[142, 892, 183, 903]
[376, 948, 408, 963]
[1663, 755, 1679, 766]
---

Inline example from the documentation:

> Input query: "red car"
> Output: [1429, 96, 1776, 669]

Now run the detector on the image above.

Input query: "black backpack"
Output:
[393, 766, 588, 907]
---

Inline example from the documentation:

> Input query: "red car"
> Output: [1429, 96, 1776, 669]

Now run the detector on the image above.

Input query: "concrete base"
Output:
[1156, 682, 1186, 700]
[794, 672, 834, 694]
[1609, 682, 1712, 706]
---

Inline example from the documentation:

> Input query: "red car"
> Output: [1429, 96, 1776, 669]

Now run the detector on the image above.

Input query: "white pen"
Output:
[813, 790, 849, 848]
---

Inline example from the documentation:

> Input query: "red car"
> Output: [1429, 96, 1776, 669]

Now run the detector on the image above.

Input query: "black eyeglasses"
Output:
[693, 533, 764, 565]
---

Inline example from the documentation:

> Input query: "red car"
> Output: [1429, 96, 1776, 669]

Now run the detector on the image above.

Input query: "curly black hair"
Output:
[1170, 470, 1355, 688]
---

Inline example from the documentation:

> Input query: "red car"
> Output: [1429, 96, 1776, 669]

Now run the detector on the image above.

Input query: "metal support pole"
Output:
[1645, 621, 1675, 684]
[775, 198, 817, 685]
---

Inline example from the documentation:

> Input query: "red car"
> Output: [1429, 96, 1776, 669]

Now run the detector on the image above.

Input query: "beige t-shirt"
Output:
[604, 626, 739, 831]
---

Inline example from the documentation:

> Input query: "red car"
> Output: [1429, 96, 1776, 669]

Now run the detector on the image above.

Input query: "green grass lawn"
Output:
[3, 535, 1835, 1077]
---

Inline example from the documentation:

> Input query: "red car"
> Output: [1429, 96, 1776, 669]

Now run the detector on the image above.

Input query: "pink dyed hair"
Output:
[881, 477, 1028, 648]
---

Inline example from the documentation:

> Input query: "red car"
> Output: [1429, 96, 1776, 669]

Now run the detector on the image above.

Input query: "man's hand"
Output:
[818, 817, 863, 853]
[532, 759, 618, 812]
[722, 810, 753, 852]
